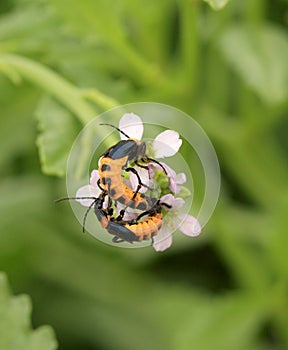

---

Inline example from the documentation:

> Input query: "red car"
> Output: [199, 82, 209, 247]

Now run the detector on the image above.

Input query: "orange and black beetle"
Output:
[56, 191, 170, 244]
[94, 191, 169, 243]
[98, 124, 166, 211]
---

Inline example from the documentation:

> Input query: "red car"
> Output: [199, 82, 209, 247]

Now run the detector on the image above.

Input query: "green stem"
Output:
[0, 53, 119, 125]
[199, 107, 288, 211]
[244, 0, 266, 26]
[116, 40, 162, 86]
[270, 283, 288, 348]
[211, 206, 270, 291]
[81, 88, 119, 110]
[178, 0, 199, 98]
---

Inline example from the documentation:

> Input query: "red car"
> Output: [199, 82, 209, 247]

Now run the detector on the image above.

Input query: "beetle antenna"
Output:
[82, 199, 97, 233]
[159, 201, 172, 209]
[100, 123, 130, 139]
[54, 196, 97, 203]
[54, 196, 97, 233]
[142, 157, 168, 175]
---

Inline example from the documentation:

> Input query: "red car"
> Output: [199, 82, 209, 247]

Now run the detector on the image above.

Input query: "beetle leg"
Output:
[141, 156, 167, 175]
[97, 178, 106, 191]
[125, 167, 153, 196]
[112, 236, 125, 243]
[116, 209, 126, 221]
[135, 160, 149, 171]
[159, 201, 172, 209]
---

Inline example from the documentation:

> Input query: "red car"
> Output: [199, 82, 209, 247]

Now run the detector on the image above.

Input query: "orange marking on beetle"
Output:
[125, 212, 163, 241]
[100, 216, 109, 229]
[98, 155, 149, 209]
[99, 155, 149, 209]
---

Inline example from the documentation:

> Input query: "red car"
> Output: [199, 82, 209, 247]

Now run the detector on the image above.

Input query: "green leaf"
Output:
[219, 24, 288, 104]
[169, 292, 269, 350]
[0, 5, 55, 55]
[36, 97, 81, 177]
[120, 0, 174, 62]
[0, 54, 97, 125]
[48, 0, 160, 85]
[0, 62, 22, 84]
[0, 272, 58, 350]
[0, 78, 40, 170]
[203, 0, 230, 10]
[48, 0, 125, 46]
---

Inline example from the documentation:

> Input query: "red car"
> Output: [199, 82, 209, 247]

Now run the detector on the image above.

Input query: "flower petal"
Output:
[160, 194, 184, 210]
[90, 169, 100, 187]
[175, 172, 186, 185]
[76, 185, 101, 207]
[161, 162, 175, 177]
[148, 163, 156, 179]
[115, 203, 138, 220]
[160, 194, 175, 208]
[157, 163, 178, 193]
[169, 178, 178, 194]
[149, 162, 184, 194]
[119, 113, 143, 140]
[152, 225, 173, 252]
[172, 198, 185, 210]
[178, 213, 201, 237]
[127, 166, 150, 193]
[153, 130, 182, 158]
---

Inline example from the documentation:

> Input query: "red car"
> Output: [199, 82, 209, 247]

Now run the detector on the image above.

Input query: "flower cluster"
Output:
[77, 113, 201, 251]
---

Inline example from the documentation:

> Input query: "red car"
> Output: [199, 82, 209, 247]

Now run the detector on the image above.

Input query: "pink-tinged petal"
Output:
[158, 163, 178, 193]
[149, 162, 183, 194]
[178, 213, 201, 237]
[148, 162, 171, 177]
[148, 163, 156, 178]
[102, 200, 109, 210]
[169, 178, 178, 194]
[127, 166, 150, 193]
[160, 194, 175, 208]
[161, 162, 175, 177]
[172, 198, 185, 210]
[175, 172, 186, 185]
[169, 170, 186, 194]
[148, 163, 162, 179]
[90, 170, 100, 187]
[128, 173, 137, 192]
[152, 226, 173, 252]
[115, 203, 138, 220]
[153, 130, 182, 158]
[123, 211, 138, 221]
[76, 185, 100, 207]
[160, 194, 184, 210]
[119, 113, 143, 140]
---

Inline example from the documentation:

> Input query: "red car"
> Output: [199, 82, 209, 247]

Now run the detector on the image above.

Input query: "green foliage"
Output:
[36, 97, 81, 176]
[203, 0, 230, 10]
[0, 273, 57, 350]
[219, 24, 288, 104]
[0, 0, 288, 350]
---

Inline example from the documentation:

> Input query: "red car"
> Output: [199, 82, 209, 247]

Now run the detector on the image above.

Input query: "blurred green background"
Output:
[1, 0, 288, 349]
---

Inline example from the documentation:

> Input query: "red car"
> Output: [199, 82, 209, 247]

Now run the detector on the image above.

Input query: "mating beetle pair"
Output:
[56, 123, 169, 243]
[94, 191, 167, 243]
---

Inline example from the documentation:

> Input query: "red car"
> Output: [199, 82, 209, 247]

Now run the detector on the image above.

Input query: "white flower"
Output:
[114, 202, 139, 221]
[153, 194, 201, 252]
[75, 170, 102, 207]
[125, 165, 151, 194]
[153, 130, 182, 158]
[119, 113, 144, 140]
[74, 113, 196, 251]
[148, 162, 186, 194]
[119, 113, 182, 158]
